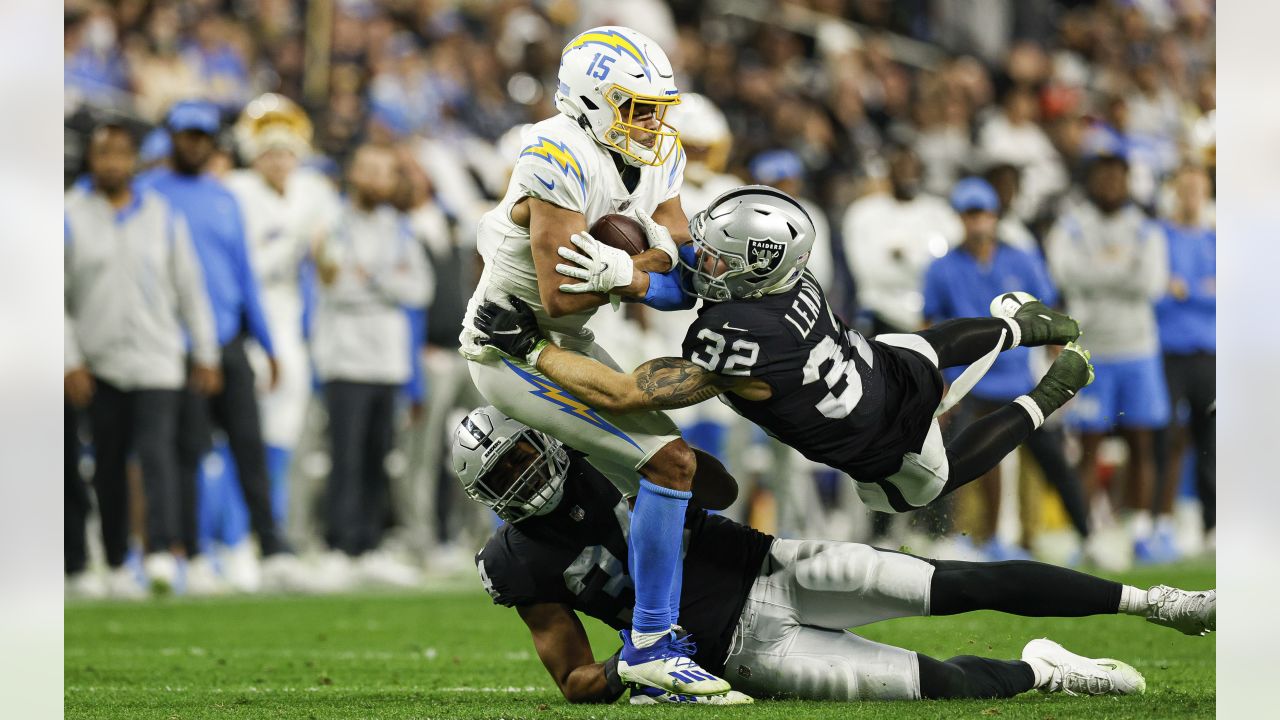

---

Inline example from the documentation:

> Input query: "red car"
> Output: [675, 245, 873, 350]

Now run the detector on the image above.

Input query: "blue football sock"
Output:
[629, 478, 692, 636]
[668, 549, 685, 629]
[265, 445, 292, 525]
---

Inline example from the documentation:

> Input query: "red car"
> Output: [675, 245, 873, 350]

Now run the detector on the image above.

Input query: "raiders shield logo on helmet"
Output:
[747, 237, 786, 276]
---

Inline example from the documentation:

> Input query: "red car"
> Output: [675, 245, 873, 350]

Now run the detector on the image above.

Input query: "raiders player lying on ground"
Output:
[471, 185, 1095, 518]
[453, 406, 1215, 705]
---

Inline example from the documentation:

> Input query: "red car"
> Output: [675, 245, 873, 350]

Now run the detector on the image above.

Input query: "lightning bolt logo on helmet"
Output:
[562, 28, 651, 79]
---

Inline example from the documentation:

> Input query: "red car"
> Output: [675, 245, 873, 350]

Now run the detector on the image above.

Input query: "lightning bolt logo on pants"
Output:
[502, 359, 641, 450]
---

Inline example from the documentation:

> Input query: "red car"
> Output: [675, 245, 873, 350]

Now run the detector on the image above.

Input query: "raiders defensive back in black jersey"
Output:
[477, 449, 774, 674]
[680, 269, 942, 481]
[459, 408, 1213, 705]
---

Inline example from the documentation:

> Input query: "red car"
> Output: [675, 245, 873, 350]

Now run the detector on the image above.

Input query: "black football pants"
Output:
[324, 381, 397, 556]
[1157, 352, 1216, 530]
[89, 380, 183, 565]
[177, 335, 287, 557]
[66, 403, 90, 575]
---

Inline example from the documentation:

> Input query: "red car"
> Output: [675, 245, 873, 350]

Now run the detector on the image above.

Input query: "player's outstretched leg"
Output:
[940, 343, 1093, 498]
[990, 291, 1082, 347]
[1021, 638, 1146, 696]
[928, 558, 1216, 634]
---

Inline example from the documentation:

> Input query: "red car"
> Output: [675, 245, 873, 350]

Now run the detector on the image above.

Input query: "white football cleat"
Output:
[183, 555, 230, 596]
[1144, 585, 1216, 636]
[66, 570, 107, 600]
[260, 553, 328, 593]
[105, 566, 148, 600]
[618, 630, 732, 696]
[630, 687, 753, 705]
[220, 541, 263, 593]
[356, 551, 423, 588]
[1022, 638, 1145, 696]
[990, 290, 1039, 318]
[144, 552, 179, 593]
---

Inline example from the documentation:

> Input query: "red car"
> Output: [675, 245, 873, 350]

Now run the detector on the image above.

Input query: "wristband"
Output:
[526, 338, 550, 367]
[642, 270, 695, 311]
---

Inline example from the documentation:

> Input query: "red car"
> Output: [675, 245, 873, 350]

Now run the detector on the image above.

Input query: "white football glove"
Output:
[630, 208, 679, 271]
[556, 231, 635, 295]
[629, 687, 754, 705]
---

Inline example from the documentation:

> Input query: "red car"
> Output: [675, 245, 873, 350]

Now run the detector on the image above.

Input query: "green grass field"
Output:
[65, 561, 1215, 719]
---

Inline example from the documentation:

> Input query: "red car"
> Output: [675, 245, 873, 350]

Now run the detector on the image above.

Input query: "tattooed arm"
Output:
[534, 344, 767, 413]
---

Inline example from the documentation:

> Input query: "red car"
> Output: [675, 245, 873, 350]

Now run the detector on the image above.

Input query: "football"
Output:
[589, 213, 649, 256]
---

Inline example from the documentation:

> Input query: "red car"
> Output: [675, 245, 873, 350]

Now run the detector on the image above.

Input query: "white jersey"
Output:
[460, 113, 686, 358]
[225, 167, 340, 331]
[225, 167, 340, 446]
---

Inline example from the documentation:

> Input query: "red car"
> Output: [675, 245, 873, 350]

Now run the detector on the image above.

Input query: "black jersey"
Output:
[475, 451, 774, 673]
[682, 271, 944, 481]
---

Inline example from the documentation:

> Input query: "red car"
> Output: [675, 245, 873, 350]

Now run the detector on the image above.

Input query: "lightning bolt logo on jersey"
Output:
[520, 137, 587, 202]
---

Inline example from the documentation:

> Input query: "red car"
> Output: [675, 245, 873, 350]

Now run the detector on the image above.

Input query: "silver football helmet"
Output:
[451, 406, 569, 523]
[681, 185, 816, 301]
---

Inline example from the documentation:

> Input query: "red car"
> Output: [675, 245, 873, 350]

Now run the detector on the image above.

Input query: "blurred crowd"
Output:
[64, 0, 1215, 599]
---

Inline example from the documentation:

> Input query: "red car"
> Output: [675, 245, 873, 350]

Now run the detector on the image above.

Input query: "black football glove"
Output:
[473, 295, 549, 364]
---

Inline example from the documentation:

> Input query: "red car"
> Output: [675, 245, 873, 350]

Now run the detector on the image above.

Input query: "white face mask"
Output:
[86, 17, 117, 54]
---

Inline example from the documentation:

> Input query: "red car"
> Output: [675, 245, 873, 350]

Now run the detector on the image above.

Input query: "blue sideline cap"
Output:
[166, 99, 221, 135]
[1082, 129, 1131, 167]
[749, 149, 805, 184]
[139, 128, 172, 165]
[950, 177, 1000, 213]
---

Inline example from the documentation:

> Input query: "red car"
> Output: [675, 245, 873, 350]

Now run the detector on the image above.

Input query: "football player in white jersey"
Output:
[225, 94, 340, 589]
[460, 26, 732, 697]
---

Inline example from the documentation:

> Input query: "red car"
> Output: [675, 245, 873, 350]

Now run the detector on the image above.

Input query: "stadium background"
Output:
[63, 0, 1216, 717]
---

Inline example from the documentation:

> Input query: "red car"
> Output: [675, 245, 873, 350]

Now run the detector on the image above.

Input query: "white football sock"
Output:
[1117, 585, 1149, 615]
[1001, 316, 1022, 349]
[631, 627, 671, 649]
[1025, 657, 1055, 688]
[1013, 395, 1045, 429]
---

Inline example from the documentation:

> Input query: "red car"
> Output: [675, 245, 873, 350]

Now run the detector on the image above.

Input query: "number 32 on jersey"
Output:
[689, 329, 759, 376]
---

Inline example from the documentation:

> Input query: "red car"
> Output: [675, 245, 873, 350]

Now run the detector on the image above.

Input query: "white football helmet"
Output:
[452, 406, 569, 523]
[555, 26, 681, 167]
[667, 93, 730, 176]
[682, 185, 816, 301]
[234, 93, 313, 161]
